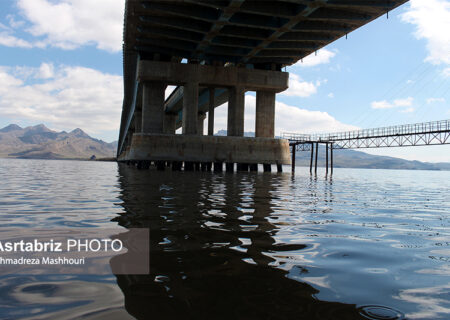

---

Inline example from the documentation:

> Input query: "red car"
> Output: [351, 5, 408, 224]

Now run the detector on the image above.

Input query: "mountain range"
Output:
[0, 125, 448, 170]
[0, 124, 116, 159]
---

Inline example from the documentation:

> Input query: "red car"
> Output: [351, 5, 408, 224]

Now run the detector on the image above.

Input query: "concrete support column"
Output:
[227, 86, 245, 136]
[197, 112, 206, 135]
[208, 88, 215, 136]
[182, 82, 199, 135]
[255, 91, 275, 138]
[134, 110, 142, 133]
[142, 82, 165, 133]
[214, 162, 223, 172]
[163, 113, 177, 134]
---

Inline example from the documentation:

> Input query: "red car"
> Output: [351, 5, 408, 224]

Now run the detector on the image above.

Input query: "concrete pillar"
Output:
[185, 162, 194, 171]
[227, 86, 245, 136]
[214, 162, 223, 172]
[237, 163, 249, 172]
[255, 91, 275, 138]
[163, 113, 177, 134]
[182, 82, 199, 135]
[197, 112, 206, 135]
[208, 88, 215, 136]
[142, 82, 165, 133]
[134, 110, 142, 133]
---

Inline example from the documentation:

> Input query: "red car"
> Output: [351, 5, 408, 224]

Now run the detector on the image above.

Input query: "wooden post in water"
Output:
[314, 142, 318, 174]
[325, 142, 329, 175]
[331, 143, 334, 174]
[291, 145, 296, 173]
[309, 143, 314, 174]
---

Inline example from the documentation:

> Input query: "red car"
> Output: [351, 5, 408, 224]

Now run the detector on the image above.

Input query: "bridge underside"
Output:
[118, 0, 408, 172]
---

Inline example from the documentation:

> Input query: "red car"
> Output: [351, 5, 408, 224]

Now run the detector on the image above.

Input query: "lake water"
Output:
[0, 158, 449, 320]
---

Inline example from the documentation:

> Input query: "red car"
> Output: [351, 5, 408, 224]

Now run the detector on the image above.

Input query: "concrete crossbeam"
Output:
[138, 60, 288, 92]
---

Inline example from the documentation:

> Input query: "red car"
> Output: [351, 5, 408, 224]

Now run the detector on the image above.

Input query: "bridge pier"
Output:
[197, 112, 206, 135]
[163, 113, 177, 134]
[315, 142, 319, 174]
[208, 88, 215, 136]
[142, 82, 165, 134]
[227, 86, 245, 137]
[118, 60, 291, 172]
[134, 110, 142, 133]
[291, 145, 296, 173]
[256, 91, 275, 138]
[182, 81, 199, 135]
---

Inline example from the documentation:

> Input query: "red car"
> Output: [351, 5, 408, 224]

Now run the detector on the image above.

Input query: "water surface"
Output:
[0, 159, 449, 319]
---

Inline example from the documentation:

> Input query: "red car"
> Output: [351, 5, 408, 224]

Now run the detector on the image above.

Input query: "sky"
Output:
[0, 0, 449, 162]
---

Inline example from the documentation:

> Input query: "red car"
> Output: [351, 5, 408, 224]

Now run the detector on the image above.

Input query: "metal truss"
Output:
[283, 119, 450, 151]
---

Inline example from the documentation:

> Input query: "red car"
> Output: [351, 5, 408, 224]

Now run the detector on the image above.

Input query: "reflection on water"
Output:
[112, 164, 450, 320]
[0, 159, 449, 319]
[114, 165, 363, 319]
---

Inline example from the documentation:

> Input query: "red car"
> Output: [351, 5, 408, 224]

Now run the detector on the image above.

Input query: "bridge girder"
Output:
[119, 0, 409, 157]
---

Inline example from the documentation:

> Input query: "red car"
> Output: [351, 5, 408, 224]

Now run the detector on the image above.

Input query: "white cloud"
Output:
[443, 68, 450, 78]
[208, 95, 357, 136]
[38, 62, 54, 79]
[0, 22, 10, 31]
[327, 93, 334, 98]
[297, 49, 337, 67]
[400, 107, 415, 113]
[16, 0, 124, 52]
[0, 31, 32, 48]
[401, 0, 450, 65]
[371, 97, 414, 109]
[281, 74, 319, 97]
[427, 97, 445, 104]
[7, 14, 25, 29]
[371, 100, 392, 109]
[0, 63, 123, 134]
[393, 97, 414, 107]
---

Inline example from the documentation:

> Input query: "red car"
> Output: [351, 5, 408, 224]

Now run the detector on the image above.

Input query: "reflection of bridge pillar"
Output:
[142, 82, 165, 133]
[182, 82, 199, 135]
[255, 91, 275, 138]
[197, 112, 206, 135]
[163, 113, 176, 134]
[227, 86, 245, 137]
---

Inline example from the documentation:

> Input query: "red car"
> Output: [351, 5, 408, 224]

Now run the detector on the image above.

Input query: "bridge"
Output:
[117, 0, 409, 172]
[283, 119, 450, 173]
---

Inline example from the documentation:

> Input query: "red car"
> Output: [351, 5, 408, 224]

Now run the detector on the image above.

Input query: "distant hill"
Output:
[0, 124, 116, 160]
[295, 148, 450, 171]
[216, 130, 450, 171]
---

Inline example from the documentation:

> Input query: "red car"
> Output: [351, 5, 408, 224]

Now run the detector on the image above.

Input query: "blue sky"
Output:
[0, 0, 449, 162]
